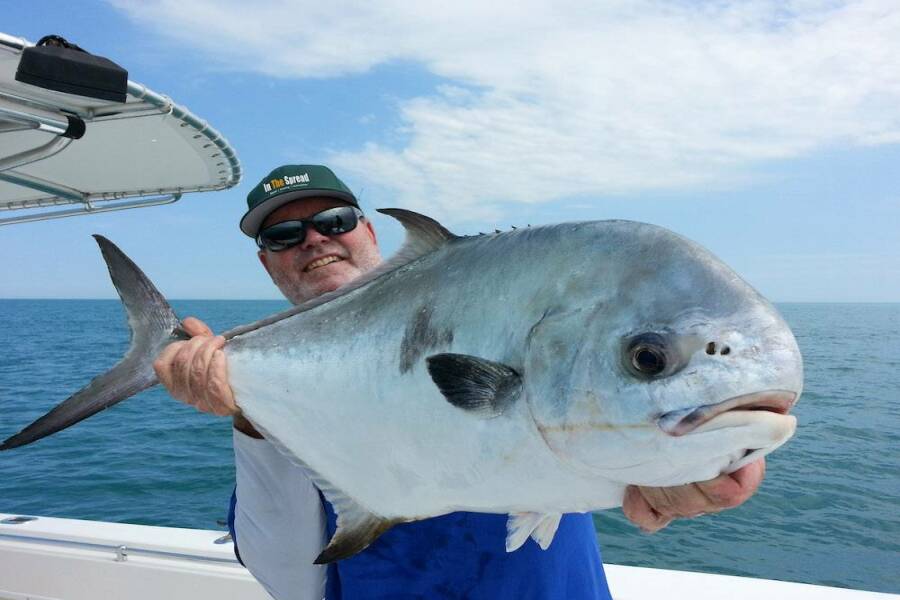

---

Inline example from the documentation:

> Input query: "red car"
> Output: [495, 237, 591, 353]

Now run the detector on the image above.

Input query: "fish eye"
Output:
[632, 346, 665, 374]
[625, 333, 669, 378]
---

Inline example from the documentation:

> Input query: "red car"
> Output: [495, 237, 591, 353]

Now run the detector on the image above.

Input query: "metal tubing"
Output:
[0, 170, 84, 201]
[0, 531, 239, 565]
[0, 32, 27, 51]
[127, 81, 242, 186]
[0, 193, 182, 226]
[0, 136, 72, 173]
[0, 105, 69, 135]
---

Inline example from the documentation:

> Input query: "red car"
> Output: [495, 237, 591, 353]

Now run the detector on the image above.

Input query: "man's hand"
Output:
[153, 317, 238, 416]
[622, 459, 766, 532]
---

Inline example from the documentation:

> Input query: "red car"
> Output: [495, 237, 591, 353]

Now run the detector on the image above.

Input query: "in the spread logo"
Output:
[263, 172, 309, 193]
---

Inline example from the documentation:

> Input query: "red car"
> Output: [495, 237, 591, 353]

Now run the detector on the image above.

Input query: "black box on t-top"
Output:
[16, 43, 128, 103]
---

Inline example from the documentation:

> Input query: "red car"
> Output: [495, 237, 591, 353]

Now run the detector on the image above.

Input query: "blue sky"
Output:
[1, 0, 898, 302]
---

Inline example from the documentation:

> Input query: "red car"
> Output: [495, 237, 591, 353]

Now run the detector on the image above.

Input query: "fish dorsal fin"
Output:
[376, 208, 457, 258]
[506, 512, 562, 552]
[223, 208, 458, 340]
[426, 353, 522, 418]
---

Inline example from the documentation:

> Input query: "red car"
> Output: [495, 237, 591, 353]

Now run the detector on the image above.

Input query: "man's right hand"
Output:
[153, 317, 238, 416]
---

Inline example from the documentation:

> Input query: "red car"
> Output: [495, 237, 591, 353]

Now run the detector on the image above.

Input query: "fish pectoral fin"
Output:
[506, 512, 562, 552]
[426, 353, 522, 418]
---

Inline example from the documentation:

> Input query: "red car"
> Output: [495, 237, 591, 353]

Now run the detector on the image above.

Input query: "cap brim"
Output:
[240, 189, 359, 237]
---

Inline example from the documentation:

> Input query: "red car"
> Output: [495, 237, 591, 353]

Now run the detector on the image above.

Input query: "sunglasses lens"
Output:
[256, 206, 362, 251]
[257, 221, 306, 251]
[311, 206, 359, 236]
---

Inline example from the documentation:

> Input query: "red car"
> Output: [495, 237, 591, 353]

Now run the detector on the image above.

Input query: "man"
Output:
[154, 164, 767, 600]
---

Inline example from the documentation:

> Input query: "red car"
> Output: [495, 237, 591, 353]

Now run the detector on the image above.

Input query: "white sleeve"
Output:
[233, 428, 327, 600]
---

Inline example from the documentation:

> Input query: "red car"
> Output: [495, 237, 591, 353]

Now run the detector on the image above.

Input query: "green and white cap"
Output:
[240, 164, 360, 237]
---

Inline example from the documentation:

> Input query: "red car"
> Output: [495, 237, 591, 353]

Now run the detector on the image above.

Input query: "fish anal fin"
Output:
[426, 353, 521, 418]
[315, 510, 403, 564]
[244, 418, 403, 564]
[506, 512, 562, 552]
[315, 485, 404, 563]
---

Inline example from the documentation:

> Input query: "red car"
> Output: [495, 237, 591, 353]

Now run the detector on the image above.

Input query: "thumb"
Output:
[181, 316, 214, 337]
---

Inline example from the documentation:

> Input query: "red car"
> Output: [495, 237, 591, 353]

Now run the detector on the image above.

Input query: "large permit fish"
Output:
[1, 209, 803, 563]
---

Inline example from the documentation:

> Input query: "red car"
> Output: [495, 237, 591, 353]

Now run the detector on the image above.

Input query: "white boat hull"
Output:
[1, 513, 895, 600]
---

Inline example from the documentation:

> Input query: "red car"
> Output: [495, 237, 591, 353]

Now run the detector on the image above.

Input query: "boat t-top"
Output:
[0, 32, 240, 226]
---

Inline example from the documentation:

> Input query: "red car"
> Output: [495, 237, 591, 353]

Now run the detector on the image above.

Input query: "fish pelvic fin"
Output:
[426, 353, 522, 418]
[506, 512, 562, 552]
[1, 236, 182, 450]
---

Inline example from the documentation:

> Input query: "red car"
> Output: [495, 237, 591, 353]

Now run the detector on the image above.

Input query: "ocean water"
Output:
[0, 300, 897, 594]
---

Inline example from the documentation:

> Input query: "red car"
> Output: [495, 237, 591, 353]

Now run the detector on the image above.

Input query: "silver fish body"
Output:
[1, 210, 803, 562]
[224, 216, 802, 558]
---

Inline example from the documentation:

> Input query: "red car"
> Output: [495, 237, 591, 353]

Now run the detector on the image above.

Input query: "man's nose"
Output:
[299, 227, 331, 250]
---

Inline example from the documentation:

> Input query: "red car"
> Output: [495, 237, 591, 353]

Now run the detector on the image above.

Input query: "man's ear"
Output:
[258, 250, 272, 274]
[364, 218, 378, 247]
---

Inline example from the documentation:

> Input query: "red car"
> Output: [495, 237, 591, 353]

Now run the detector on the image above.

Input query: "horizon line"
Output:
[1, 298, 899, 305]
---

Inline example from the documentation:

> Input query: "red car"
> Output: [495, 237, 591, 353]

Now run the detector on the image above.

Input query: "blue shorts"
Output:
[230, 489, 612, 600]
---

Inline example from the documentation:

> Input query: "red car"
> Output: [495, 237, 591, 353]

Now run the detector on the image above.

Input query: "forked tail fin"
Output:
[1, 235, 184, 450]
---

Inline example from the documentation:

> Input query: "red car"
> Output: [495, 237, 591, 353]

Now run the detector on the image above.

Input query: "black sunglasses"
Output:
[256, 206, 364, 252]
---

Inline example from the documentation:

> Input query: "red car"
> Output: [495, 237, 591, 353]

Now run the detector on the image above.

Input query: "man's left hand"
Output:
[622, 458, 766, 532]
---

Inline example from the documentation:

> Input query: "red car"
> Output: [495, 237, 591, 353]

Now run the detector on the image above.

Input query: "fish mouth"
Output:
[658, 390, 797, 437]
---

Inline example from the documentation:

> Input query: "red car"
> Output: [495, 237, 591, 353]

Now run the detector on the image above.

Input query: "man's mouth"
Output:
[304, 255, 344, 272]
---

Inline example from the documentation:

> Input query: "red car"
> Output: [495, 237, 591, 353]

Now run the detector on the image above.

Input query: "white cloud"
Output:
[113, 0, 900, 221]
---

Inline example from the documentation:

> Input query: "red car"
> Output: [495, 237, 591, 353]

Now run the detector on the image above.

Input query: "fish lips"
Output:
[658, 390, 798, 437]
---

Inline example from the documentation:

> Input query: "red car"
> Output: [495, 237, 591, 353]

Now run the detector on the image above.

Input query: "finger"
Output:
[182, 316, 214, 338]
[172, 336, 210, 405]
[622, 486, 672, 533]
[697, 459, 766, 509]
[634, 482, 717, 519]
[154, 341, 187, 394]
[208, 347, 238, 416]
[731, 457, 766, 489]
[188, 336, 223, 409]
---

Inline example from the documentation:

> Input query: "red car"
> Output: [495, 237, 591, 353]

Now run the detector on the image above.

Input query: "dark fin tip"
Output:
[313, 517, 402, 564]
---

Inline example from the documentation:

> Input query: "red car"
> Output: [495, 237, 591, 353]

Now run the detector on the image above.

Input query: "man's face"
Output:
[257, 197, 382, 304]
